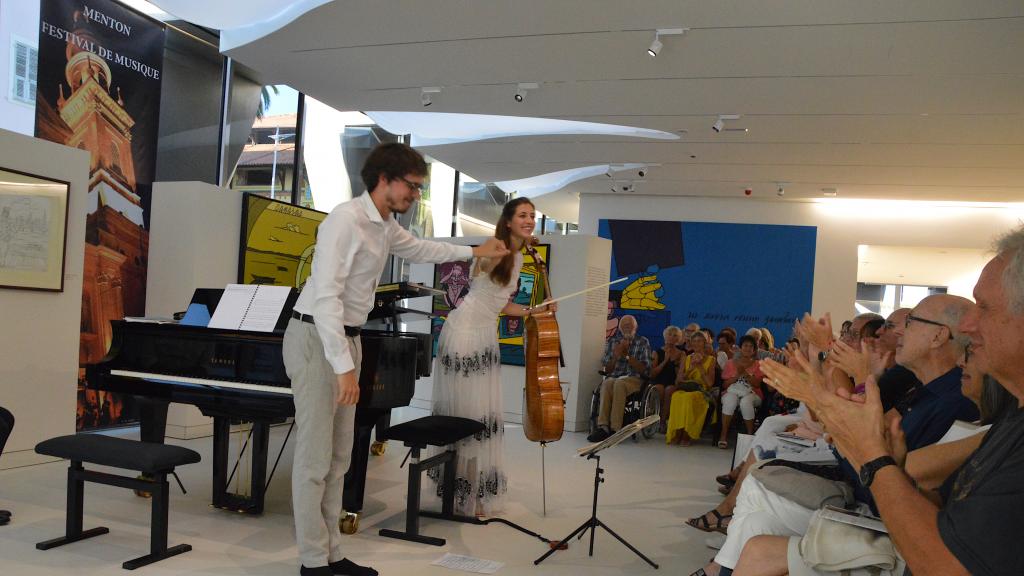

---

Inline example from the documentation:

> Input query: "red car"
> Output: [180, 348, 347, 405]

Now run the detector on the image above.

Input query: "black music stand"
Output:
[534, 415, 660, 569]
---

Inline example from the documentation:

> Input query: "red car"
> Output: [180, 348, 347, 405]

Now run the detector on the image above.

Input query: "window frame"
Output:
[9, 34, 38, 107]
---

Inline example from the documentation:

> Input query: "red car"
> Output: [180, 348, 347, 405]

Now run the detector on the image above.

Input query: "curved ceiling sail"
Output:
[365, 111, 678, 147]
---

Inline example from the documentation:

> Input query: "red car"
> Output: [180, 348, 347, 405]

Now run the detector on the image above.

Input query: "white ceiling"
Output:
[220, 1, 1024, 221]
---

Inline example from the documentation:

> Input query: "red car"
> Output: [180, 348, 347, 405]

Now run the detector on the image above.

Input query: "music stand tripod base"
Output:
[533, 453, 658, 568]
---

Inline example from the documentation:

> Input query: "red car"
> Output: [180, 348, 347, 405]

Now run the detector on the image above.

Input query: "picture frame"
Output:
[238, 192, 327, 288]
[0, 166, 71, 292]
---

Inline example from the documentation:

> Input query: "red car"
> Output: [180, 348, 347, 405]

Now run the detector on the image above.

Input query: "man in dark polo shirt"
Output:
[740, 225, 1024, 576]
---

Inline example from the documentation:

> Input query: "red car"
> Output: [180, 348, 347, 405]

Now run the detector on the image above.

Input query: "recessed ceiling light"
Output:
[821, 188, 838, 197]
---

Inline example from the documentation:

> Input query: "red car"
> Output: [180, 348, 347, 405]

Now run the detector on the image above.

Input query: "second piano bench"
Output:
[377, 415, 486, 546]
[34, 434, 201, 570]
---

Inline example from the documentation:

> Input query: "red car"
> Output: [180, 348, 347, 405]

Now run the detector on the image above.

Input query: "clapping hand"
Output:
[761, 352, 827, 408]
[831, 340, 892, 384]
[794, 312, 835, 350]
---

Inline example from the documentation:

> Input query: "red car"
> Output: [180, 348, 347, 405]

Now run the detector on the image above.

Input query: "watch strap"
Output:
[861, 455, 897, 488]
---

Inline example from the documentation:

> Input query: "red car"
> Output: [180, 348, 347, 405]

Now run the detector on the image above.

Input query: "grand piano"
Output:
[86, 282, 435, 516]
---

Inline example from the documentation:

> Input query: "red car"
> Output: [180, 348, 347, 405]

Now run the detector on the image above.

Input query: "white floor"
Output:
[0, 411, 734, 575]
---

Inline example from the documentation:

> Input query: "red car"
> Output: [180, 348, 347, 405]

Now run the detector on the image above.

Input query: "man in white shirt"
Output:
[284, 143, 509, 576]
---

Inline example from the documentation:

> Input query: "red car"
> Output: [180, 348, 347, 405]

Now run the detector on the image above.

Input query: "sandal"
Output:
[686, 509, 732, 534]
[715, 474, 735, 488]
[717, 485, 731, 496]
[717, 440, 729, 449]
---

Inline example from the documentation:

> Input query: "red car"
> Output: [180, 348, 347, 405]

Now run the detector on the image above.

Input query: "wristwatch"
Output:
[859, 455, 897, 488]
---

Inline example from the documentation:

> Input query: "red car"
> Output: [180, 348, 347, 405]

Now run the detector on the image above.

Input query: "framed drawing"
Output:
[0, 166, 70, 291]
[238, 193, 328, 288]
[430, 243, 551, 365]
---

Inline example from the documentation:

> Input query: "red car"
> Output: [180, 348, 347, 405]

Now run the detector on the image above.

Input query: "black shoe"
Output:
[329, 558, 378, 576]
[587, 427, 611, 442]
[300, 566, 332, 576]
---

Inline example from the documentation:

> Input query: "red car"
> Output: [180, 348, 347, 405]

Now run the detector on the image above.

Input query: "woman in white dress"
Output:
[429, 197, 550, 517]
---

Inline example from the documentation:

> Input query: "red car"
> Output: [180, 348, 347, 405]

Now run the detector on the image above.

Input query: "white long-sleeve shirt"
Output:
[292, 192, 473, 374]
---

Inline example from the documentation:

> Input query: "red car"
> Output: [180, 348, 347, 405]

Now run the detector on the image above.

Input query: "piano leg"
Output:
[137, 398, 169, 443]
[342, 422, 374, 515]
[211, 417, 230, 511]
[249, 423, 270, 515]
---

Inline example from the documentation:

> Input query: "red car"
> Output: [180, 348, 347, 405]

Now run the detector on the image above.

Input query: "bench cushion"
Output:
[36, 434, 200, 474]
[382, 416, 486, 448]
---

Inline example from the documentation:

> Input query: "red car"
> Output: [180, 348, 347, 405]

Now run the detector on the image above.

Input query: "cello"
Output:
[523, 241, 564, 443]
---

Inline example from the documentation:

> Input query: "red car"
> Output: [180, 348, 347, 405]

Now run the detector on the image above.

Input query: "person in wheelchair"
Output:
[588, 315, 652, 442]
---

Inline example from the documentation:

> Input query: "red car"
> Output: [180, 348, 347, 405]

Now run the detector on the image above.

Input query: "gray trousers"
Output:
[283, 318, 358, 568]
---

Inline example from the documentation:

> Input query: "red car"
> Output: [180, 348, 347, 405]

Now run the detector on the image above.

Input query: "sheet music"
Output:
[431, 553, 505, 574]
[208, 284, 290, 332]
[820, 505, 888, 534]
[239, 285, 291, 331]
[578, 414, 659, 456]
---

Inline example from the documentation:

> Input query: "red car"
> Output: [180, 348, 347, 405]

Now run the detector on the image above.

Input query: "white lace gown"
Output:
[428, 253, 521, 516]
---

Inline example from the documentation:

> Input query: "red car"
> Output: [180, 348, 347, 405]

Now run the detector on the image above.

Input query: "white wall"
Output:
[0, 128, 88, 469]
[145, 181, 242, 439]
[579, 195, 1024, 322]
[0, 0, 40, 136]
[408, 234, 612, 432]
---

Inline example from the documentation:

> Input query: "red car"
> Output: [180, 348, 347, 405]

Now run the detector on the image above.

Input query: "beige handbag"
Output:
[797, 508, 905, 575]
[749, 460, 854, 510]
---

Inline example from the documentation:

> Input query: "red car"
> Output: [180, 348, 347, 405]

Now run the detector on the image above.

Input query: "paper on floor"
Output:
[431, 552, 505, 574]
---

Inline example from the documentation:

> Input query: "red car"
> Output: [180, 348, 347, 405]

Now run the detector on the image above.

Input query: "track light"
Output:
[712, 114, 742, 132]
[647, 28, 687, 57]
[647, 36, 663, 57]
[514, 82, 538, 102]
[420, 86, 441, 107]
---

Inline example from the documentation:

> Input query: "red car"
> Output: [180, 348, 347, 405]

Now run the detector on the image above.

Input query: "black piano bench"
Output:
[378, 415, 486, 546]
[34, 434, 201, 570]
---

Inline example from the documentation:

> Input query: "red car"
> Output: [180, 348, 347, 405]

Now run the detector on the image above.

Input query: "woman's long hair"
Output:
[489, 197, 535, 287]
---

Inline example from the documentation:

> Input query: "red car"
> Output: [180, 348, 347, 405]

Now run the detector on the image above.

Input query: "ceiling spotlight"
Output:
[647, 36, 663, 57]
[647, 28, 687, 57]
[712, 114, 742, 132]
[420, 86, 441, 107]
[514, 82, 538, 103]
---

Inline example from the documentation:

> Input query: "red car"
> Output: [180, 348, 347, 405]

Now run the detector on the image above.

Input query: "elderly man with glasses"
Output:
[733, 226, 1024, 576]
[691, 296, 978, 576]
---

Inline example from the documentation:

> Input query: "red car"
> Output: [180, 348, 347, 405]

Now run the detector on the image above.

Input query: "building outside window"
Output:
[9, 36, 37, 105]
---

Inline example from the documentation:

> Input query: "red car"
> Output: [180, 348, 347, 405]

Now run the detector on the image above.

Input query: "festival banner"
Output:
[34, 0, 166, 430]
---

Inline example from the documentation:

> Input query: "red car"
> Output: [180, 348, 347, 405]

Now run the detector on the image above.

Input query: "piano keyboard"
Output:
[110, 370, 293, 396]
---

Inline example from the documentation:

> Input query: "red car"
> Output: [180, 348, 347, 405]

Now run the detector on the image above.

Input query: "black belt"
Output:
[290, 311, 361, 337]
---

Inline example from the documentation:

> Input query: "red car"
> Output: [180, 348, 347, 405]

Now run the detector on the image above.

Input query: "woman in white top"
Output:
[429, 197, 552, 517]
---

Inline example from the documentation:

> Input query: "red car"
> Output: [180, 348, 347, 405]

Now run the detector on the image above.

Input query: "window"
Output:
[10, 38, 37, 105]
[855, 283, 947, 317]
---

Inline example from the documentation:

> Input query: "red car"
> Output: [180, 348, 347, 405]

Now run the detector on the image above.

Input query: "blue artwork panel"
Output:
[598, 219, 816, 350]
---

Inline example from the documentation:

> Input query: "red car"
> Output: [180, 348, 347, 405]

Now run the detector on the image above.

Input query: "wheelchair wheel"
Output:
[640, 385, 661, 439]
[588, 388, 600, 435]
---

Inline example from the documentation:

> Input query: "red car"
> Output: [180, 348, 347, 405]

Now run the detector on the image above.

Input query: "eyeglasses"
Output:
[398, 177, 425, 192]
[905, 314, 954, 339]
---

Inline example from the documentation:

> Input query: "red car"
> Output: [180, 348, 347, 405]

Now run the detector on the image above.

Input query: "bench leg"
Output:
[36, 462, 109, 550]
[379, 447, 445, 546]
[378, 448, 449, 546]
[122, 474, 191, 570]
